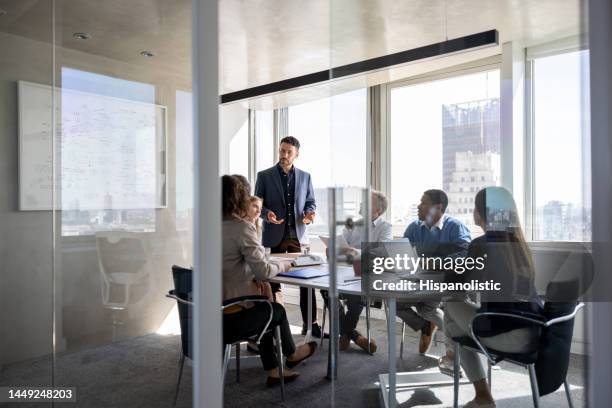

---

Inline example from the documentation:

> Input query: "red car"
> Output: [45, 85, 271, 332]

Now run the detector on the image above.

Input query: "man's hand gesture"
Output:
[267, 211, 285, 224]
[302, 211, 315, 225]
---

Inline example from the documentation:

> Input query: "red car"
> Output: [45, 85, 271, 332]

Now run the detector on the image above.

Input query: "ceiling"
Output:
[0, 0, 585, 106]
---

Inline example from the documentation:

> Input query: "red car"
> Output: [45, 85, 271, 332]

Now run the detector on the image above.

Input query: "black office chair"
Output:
[166, 265, 286, 407]
[451, 285, 584, 408]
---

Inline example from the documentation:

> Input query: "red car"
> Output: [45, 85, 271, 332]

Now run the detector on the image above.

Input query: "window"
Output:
[288, 88, 367, 236]
[530, 49, 591, 241]
[176, 90, 194, 231]
[228, 116, 249, 177]
[255, 110, 274, 174]
[389, 69, 501, 237]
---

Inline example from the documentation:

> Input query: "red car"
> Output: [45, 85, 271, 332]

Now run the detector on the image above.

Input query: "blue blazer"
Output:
[254, 165, 316, 248]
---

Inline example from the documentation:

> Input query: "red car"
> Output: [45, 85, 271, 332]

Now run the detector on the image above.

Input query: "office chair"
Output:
[167, 265, 286, 407]
[451, 284, 584, 408]
[96, 232, 150, 340]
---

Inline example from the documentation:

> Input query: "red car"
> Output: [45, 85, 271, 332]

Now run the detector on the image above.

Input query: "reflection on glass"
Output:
[390, 70, 501, 237]
[60, 68, 161, 236]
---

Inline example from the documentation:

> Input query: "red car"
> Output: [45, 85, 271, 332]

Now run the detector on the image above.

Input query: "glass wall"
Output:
[1, 1, 195, 407]
[0, 0, 55, 398]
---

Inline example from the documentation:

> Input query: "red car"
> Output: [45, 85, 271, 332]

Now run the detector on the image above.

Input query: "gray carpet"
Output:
[0, 304, 587, 408]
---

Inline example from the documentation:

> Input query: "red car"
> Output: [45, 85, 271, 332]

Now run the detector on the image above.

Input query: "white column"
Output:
[500, 41, 526, 223]
[193, 0, 222, 407]
[589, 0, 612, 407]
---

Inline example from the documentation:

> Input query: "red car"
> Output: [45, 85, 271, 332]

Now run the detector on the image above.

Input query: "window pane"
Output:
[390, 70, 501, 237]
[532, 50, 591, 241]
[176, 90, 194, 231]
[228, 118, 249, 177]
[255, 110, 274, 174]
[288, 88, 367, 237]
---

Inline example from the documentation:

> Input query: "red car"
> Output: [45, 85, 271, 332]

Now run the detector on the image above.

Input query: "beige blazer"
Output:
[223, 216, 289, 302]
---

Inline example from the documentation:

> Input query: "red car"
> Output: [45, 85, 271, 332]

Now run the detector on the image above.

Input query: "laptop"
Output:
[278, 267, 329, 279]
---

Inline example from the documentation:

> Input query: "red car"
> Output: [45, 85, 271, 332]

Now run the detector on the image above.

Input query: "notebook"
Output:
[277, 267, 329, 279]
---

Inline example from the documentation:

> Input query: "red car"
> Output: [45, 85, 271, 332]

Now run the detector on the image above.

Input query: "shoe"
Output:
[246, 343, 260, 355]
[266, 372, 300, 387]
[462, 400, 496, 408]
[438, 355, 462, 377]
[310, 323, 329, 339]
[286, 341, 317, 368]
[418, 322, 437, 354]
[339, 335, 351, 351]
[354, 335, 377, 353]
[301, 324, 307, 336]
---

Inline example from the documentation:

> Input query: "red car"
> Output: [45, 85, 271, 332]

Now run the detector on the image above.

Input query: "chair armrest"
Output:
[472, 302, 584, 329]
[221, 295, 274, 345]
[222, 295, 269, 308]
[166, 289, 194, 306]
[466, 302, 584, 364]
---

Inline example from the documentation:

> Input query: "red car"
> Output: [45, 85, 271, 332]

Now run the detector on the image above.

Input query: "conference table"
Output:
[268, 253, 458, 408]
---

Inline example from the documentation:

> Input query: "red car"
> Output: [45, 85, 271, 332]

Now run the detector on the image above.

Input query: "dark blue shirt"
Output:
[276, 163, 297, 239]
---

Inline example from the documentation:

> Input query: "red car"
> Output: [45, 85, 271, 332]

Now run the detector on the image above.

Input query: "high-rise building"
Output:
[442, 98, 501, 234]
[442, 99, 500, 191]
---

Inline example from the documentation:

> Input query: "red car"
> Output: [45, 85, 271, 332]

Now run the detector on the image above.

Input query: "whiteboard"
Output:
[18, 81, 167, 211]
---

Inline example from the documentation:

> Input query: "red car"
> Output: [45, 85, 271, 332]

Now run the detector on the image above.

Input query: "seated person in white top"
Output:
[320, 190, 392, 353]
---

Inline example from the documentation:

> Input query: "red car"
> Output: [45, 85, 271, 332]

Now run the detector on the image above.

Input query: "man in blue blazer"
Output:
[255, 136, 326, 338]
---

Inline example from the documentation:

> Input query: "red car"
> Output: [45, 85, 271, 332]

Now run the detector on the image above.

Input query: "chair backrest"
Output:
[95, 232, 148, 275]
[171, 265, 193, 359]
[535, 280, 581, 396]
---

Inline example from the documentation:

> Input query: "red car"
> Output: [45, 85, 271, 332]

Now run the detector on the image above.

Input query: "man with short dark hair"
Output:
[255, 136, 326, 338]
[398, 189, 471, 354]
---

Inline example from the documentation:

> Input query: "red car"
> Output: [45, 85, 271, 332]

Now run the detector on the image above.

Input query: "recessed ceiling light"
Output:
[73, 32, 91, 40]
[140, 51, 155, 58]
[0, 9, 7, 17]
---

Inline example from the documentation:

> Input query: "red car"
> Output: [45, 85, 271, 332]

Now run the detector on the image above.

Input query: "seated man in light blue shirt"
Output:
[321, 190, 392, 353]
[398, 189, 471, 355]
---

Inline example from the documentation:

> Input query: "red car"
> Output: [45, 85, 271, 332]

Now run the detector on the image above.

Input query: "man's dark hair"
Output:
[280, 136, 300, 150]
[423, 189, 448, 213]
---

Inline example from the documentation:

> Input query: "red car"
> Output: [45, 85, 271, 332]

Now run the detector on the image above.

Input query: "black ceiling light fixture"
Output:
[220, 29, 499, 104]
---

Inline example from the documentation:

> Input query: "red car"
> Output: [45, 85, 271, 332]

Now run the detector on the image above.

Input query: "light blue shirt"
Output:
[403, 214, 471, 257]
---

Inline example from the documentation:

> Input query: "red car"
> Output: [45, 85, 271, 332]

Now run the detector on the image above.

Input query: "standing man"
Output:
[255, 136, 326, 338]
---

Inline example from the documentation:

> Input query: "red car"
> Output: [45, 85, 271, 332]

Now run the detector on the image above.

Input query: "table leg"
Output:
[387, 298, 396, 408]
[366, 297, 371, 354]
[305, 287, 313, 343]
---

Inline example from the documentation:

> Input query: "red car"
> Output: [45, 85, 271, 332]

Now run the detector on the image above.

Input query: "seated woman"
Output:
[443, 186, 543, 408]
[222, 175, 316, 386]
